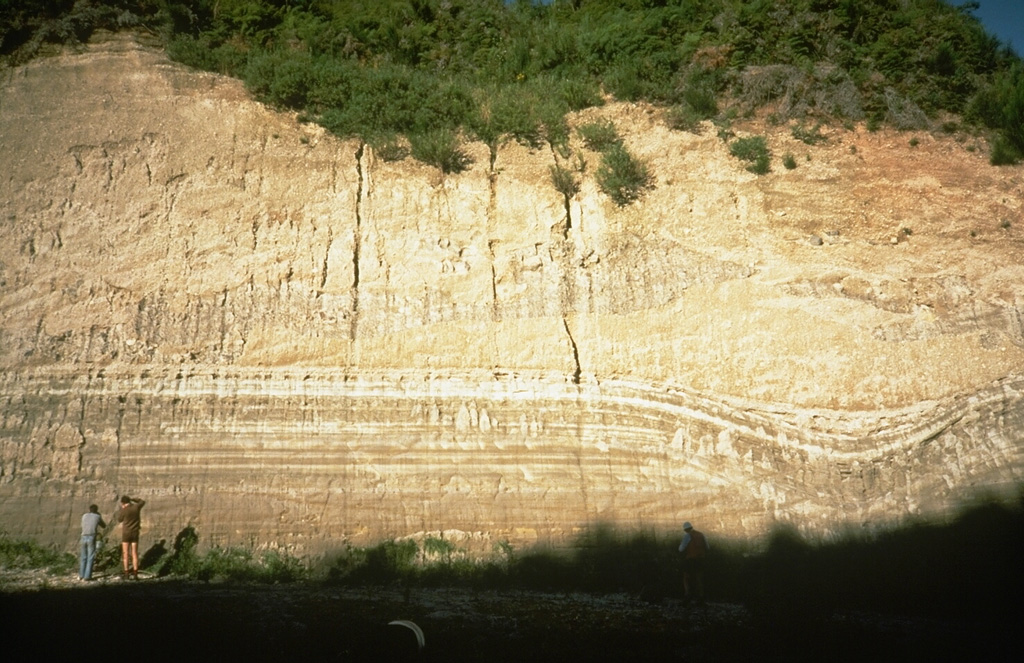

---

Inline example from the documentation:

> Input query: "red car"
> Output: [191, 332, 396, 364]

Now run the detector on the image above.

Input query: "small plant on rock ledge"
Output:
[370, 133, 410, 163]
[409, 129, 473, 174]
[550, 164, 581, 199]
[666, 103, 705, 134]
[596, 144, 653, 207]
[730, 135, 771, 175]
[577, 120, 622, 152]
[791, 122, 826, 145]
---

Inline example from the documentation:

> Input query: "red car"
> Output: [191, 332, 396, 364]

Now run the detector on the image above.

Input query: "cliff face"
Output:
[1, 34, 1022, 553]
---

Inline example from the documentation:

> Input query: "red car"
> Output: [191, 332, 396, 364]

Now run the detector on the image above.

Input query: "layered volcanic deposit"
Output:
[1, 33, 1022, 554]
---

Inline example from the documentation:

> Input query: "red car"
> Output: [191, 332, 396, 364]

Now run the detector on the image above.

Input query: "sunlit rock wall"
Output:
[1, 34, 1022, 554]
[2, 368, 1021, 553]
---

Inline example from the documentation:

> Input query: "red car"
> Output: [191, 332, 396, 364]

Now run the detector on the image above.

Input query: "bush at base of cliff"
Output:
[0, 530, 75, 574]
[186, 547, 306, 584]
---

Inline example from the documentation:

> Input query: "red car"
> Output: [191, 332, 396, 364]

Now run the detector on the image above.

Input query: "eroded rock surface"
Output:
[1, 34, 1022, 553]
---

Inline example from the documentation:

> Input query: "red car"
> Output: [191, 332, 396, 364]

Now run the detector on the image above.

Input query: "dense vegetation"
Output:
[2, 0, 1022, 186]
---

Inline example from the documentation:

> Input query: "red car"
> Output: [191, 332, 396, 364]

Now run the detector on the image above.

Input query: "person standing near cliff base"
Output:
[678, 521, 709, 604]
[79, 504, 106, 581]
[117, 495, 146, 579]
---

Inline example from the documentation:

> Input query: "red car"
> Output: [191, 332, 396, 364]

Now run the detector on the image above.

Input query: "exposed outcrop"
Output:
[1, 34, 1022, 553]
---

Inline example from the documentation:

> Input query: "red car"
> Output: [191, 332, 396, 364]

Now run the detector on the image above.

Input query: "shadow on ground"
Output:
[2, 498, 1021, 661]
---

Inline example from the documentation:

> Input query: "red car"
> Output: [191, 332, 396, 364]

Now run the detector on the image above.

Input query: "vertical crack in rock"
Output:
[115, 393, 126, 482]
[549, 144, 573, 239]
[33, 318, 44, 348]
[350, 143, 365, 341]
[75, 381, 88, 476]
[218, 288, 229, 356]
[318, 226, 333, 297]
[488, 141, 498, 173]
[555, 230, 583, 382]
[561, 192, 572, 239]
[84, 325, 96, 361]
[101, 148, 113, 191]
[563, 317, 582, 384]
[490, 261, 500, 322]
[487, 152, 500, 321]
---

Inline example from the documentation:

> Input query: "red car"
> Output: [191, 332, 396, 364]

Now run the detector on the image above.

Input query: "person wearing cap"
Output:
[79, 504, 106, 581]
[678, 521, 709, 604]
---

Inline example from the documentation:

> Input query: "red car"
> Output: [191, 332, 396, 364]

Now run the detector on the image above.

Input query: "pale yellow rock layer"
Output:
[1, 33, 1022, 553]
[2, 34, 1022, 409]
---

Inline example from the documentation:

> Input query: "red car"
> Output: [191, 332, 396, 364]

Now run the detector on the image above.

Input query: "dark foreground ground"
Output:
[0, 571, 1018, 662]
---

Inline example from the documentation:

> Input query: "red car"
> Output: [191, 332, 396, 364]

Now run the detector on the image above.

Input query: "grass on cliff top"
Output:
[5, 497, 1022, 623]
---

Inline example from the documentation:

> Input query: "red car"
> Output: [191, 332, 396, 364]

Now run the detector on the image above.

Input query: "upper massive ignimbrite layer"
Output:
[1, 34, 1022, 552]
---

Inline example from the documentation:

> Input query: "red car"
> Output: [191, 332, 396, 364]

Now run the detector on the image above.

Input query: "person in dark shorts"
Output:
[116, 495, 146, 579]
[678, 521, 709, 604]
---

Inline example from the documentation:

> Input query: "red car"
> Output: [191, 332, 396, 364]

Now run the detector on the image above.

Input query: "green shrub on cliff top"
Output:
[409, 128, 473, 174]
[3, 0, 1023, 168]
[969, 62, 1024, 164]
